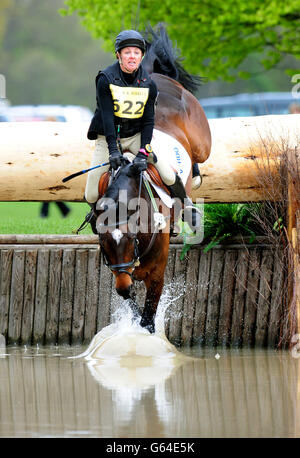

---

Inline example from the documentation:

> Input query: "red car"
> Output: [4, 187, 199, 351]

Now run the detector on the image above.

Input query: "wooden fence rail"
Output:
[0, 235, 286, 348]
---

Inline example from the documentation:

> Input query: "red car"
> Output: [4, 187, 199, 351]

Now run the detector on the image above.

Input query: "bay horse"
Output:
[97, 158, 171, 332]
[95, 24, 211, 333]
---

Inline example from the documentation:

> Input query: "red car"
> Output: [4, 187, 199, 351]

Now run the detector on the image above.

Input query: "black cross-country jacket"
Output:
[87, 61, 158, 152]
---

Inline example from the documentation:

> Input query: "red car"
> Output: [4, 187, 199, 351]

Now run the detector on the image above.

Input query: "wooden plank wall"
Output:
[0, 237, 286, 348]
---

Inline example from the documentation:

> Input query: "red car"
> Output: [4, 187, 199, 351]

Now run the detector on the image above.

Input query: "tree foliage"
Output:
[0, 0, 13, 47]
[0, 0, 113, 107]
[62, 0, 300, 80]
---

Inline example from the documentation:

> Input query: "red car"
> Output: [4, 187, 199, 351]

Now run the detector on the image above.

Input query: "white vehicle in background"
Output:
[0, 104, 93, 122]
[0, 98, 10, 121]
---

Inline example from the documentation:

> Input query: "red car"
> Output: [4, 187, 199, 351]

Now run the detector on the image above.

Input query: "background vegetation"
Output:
[63, 0, 300, 79]
[0, 202, 92, 234]
[0, 0, 114, 108]
[0, 0, 299, 108]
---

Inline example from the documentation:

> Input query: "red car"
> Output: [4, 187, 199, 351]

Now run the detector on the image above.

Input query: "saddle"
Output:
[98, 163, 170, 199]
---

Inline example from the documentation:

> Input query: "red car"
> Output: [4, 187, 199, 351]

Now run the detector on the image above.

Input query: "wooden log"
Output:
[83, 249, 100, 344]
[205, 249, 224, 346]
[192, 250, 212, 345]
[33, 249, 49, 344]
[0, 249, 13, 339]
[0, 234, 99, 245]
[0, 115, 299, 203]
[0, 234, 183, 245]
[71, 249, 88, 344]
[45, 249, 62, 344]
[242, 248, 261, 346]
[230, 250, 249, 347]
[268, 253, 284, 347]
[167, 249, 188, 346]
[217, 249, 237, 346]
[20, 250, 37, 345]
[161, 246, 176, 338]
[181, 249, 200, 346]
[97, 255, 113, 331]
[8, 250, 25, 344]
[58, 249, 75, 345]
[254, 249, 274, 347]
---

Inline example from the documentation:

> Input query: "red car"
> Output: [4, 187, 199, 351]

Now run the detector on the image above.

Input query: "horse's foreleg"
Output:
[140, 277, 164, 333]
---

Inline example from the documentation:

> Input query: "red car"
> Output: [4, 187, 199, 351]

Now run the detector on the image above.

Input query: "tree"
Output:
[0, 0, 13, 48]
[61, 0, 300, 80]
[0, 0, 114, 107]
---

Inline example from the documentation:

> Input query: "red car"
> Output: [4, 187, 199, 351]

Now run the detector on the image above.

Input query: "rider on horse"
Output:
[84, 29, 201, 233]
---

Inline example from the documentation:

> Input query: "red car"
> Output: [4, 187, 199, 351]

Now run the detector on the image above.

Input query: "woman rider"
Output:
[84, 29, 201, 233]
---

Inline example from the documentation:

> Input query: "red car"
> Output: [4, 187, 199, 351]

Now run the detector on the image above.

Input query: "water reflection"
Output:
[0, 344, 299, 438]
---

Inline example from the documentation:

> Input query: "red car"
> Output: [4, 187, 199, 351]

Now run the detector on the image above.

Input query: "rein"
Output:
[99, 169, 160, 278]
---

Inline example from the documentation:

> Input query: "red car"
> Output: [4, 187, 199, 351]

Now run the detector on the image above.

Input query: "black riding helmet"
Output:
[115, 30, 146, 54]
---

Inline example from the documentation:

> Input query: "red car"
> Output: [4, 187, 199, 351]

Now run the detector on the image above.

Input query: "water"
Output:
[0, 301, 299, 438]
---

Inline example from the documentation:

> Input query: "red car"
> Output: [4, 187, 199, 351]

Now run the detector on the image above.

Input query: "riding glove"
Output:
[109, 148, 123, 170]
[131, 151, 148, 174]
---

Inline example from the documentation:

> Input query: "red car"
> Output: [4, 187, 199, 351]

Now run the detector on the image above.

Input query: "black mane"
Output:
[141, 23, 202, 96]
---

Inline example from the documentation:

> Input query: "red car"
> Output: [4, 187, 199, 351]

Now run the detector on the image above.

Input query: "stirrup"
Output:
[73, 209, 97, 234]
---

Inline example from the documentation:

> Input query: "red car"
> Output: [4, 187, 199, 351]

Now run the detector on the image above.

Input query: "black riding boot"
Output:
[168, 174, 202, 232]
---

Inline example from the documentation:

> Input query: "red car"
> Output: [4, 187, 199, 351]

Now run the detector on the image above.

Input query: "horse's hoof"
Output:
[140, 317, 155, 333]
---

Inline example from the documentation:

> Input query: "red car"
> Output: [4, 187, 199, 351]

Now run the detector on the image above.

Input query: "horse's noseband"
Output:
[100, 235, 140, 278]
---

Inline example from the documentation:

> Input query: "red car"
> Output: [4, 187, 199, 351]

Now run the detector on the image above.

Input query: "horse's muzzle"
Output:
[115, 272, 133, 298]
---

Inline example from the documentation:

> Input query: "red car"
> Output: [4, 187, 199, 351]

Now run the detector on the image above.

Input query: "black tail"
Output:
[141, 23, 202, 96]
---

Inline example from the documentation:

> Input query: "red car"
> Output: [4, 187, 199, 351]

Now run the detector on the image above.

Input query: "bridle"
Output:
[98, 167, 160, 278]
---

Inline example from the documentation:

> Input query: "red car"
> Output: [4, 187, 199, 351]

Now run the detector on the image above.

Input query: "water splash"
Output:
[73, 284, 193, 397]
[74, 280, 187, 363]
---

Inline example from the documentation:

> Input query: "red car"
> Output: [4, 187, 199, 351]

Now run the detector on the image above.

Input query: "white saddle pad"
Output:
[124, 130, 191, 208]
[151, 129, 191, 186]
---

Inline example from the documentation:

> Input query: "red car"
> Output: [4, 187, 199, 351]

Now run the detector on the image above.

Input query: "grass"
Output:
[0, 201, 266, 240]
[0, 202, 93, 235]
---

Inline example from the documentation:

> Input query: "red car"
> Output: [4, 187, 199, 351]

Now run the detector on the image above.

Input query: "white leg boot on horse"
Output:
[168, 173, 202, 232]
[192, 163, 202, 190]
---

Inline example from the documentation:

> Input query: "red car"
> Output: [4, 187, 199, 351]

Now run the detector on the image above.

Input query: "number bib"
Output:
[109, 84, 149, 119]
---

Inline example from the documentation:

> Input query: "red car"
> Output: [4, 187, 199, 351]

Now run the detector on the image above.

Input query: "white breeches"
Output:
[85, 133, 176, 203]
